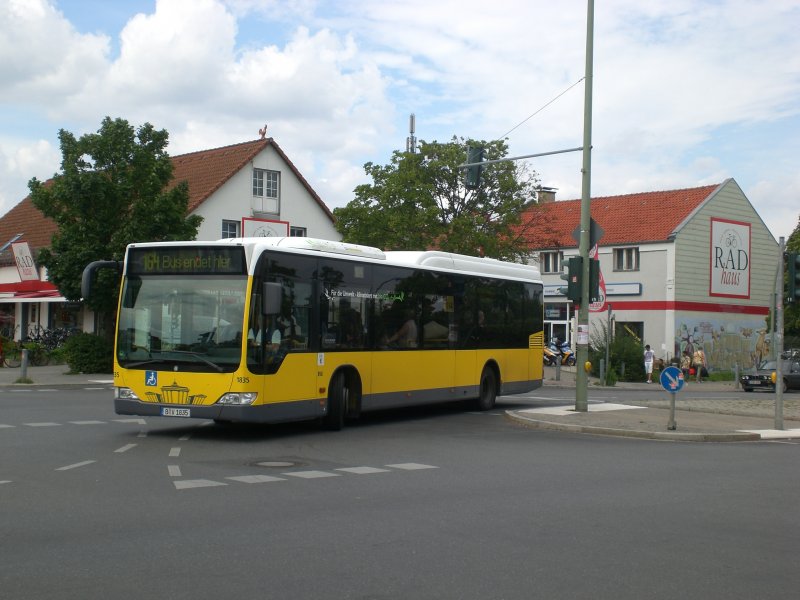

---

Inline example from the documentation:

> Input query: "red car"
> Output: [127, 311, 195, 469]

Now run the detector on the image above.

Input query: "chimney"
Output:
[536, 187, 557, 203]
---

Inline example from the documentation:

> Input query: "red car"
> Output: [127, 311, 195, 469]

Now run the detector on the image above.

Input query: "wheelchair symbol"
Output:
[145, 371, 157, 386]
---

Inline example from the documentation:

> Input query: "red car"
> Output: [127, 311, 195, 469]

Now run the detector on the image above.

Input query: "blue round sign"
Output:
[660, 366, 685, 392]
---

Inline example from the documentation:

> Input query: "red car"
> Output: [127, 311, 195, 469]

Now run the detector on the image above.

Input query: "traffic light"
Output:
[464, 146, 484, 189]
[788, 252, 800, 304]
[559, 256, 582, 303]
[589, 258, 600, 303]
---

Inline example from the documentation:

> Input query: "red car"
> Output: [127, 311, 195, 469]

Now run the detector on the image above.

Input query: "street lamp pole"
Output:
[575, 0, 594, 412]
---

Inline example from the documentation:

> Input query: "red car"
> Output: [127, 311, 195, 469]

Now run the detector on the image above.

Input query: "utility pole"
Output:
[575, 0, 594, 412]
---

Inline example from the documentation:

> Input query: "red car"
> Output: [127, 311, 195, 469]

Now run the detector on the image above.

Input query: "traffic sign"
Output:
[660, 366, 685, 393]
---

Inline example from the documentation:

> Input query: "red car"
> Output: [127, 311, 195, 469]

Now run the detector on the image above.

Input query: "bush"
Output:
[63, 333, 113, 374]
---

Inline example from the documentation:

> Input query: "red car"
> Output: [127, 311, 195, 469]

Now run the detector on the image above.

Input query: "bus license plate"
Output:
[161, 407, 191, 418]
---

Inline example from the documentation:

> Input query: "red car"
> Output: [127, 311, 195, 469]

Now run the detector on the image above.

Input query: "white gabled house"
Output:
[0, 137, 341, 338]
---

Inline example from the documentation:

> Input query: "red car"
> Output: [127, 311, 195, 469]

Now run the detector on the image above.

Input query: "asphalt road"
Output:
[2, 387, 799, 599]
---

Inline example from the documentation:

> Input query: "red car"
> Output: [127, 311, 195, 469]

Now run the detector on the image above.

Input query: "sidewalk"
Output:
[506, 366, 800, 442]
[0, 363, 112, 387]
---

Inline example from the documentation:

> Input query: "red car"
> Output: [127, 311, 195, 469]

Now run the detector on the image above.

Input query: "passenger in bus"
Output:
[387, 310, 417, 348]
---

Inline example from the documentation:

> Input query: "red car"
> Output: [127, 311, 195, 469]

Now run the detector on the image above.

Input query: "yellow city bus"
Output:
[91, 237, 543, 429]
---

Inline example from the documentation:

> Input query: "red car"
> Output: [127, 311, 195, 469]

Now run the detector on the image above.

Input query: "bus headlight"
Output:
[217, 392, 258, 406]
[115, 387, 140, 400]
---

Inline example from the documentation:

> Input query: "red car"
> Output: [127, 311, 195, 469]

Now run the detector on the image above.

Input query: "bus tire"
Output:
[476, 366, 497, 411]
[323, 371, 347, 431]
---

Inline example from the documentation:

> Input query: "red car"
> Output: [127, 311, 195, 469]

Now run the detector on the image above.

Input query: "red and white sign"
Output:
[588, 244, 607, 312]
[12, 241, 39, 281]
[242, 217, 289, 238]
[709, 217, 750, 299]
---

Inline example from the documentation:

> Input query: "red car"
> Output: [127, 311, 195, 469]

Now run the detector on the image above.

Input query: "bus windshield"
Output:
[116, 274, 248, 372]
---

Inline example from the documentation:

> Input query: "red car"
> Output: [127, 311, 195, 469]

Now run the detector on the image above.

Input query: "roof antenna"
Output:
[258, 124, 268, 139]
[405, 113, 417, 153]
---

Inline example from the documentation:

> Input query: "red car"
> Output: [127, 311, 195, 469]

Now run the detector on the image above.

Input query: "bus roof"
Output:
[127, 237, 541, 282]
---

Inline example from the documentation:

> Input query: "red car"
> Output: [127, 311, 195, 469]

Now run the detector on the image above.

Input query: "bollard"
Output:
[555, 356, 561, 381]
[734, 363, 739, 389]
[599, 358, 605, 386]
[20, 348, 29, 380]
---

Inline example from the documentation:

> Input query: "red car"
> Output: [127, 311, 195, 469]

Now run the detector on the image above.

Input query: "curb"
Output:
[504, 411, 762, 443]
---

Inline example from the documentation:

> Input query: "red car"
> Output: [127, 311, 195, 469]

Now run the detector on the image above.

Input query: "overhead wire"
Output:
[495, 77, 585, 141]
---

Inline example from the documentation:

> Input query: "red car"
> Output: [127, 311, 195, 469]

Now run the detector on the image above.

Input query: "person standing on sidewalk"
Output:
[693, 347, 706, 382]
[643, 344, 655, 383]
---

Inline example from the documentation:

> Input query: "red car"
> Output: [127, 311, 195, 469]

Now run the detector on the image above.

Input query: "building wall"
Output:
[194, 145, 340, 241]
[672, 179, 777, 369]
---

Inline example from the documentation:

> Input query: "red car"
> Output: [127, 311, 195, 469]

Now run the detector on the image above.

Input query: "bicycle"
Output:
[0, 338, 22, 368]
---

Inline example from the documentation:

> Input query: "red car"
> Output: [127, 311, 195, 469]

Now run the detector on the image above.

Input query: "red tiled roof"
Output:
[0, 138, 334, 265]
[519, 183, 723, 249]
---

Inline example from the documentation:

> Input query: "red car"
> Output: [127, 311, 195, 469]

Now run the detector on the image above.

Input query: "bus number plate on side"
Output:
[161, 407, 191, 418]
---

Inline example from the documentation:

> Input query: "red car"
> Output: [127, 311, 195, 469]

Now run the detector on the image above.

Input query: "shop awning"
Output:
[0, 280, 66, 303]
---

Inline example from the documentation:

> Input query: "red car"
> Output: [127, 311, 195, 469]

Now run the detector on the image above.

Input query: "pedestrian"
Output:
[692, 347, 706, 382]
[680, 350, 691, 379]
[643, 344, 655, 383]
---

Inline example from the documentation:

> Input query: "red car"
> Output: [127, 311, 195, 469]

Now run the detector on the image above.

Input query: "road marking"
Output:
[178, 434, 191, 441]
[386, 463, 438, 470]
[517, 403, 645, 416]
[227, 475, 285, 483]
[169, 447, 181, 457]
[174, 479, 226, 490]
[0, 424, 14, 429]
[114, 444, 137, 453]
[137, 430, 147, 438]
[283, 470, 340, 479]
[56, 460, 96, 471]
[168, 465, 182, 477]
[1, 480, 11, 485]
[336, 466, 390, 475]
[70, 420, 106, 425]
[25, 422, 61, 427]
[114, 418, 146, 425]
[738, 428, 800, 439]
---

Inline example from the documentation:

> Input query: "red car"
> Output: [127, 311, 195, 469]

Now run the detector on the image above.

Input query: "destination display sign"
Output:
[127, 247, 246, 276]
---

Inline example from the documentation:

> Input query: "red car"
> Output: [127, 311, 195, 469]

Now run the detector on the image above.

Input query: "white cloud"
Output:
[0, 0, 798, 239]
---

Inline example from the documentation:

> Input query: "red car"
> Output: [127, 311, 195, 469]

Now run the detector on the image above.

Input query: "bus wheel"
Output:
[476, 366, 497, 411]
[323, 371, 347, 431]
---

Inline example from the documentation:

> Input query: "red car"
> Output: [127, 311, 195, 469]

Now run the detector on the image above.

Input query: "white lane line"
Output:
[282, 470, 340, 479]
[385, 463, 439, 470]
[336, 466, 390, 475]
[168, 465, 182, 477]
[1, 480, 11, 485]
[114, 444, 137, 453]
[56, 460, 96, 471]
[174, 479, 226, 490]
[88, 380, 114, 384]
[24, 422, 61, 427]
[137, 430, 147, 438]
[114, 418, 147, 425]
[70, 420, 106, 425]
[227, 475, 285, 483]
[178, 434, 191, 441]
[0, 424, 14, 429]
[82, 387, 107, 390]
[169, 447, 181, 457]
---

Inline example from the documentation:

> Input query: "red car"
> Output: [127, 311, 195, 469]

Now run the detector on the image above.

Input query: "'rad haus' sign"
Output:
[709, 217, 750, 299]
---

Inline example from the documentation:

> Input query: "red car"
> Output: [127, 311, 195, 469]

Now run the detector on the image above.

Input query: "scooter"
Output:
[543, 344, 559, 366]
[548, 339, 576, 366]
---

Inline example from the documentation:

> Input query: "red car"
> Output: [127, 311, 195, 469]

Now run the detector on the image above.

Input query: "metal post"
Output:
[668, 391, 677, 430]
[575, 0, 594, 412]
[20, 348, 28, 380]
[775, 237, 784, 430]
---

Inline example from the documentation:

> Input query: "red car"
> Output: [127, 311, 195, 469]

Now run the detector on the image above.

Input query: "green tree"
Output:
[786, 215, 800, 338]
[29, 117, 202, 332]
[334, 137, 540, 260]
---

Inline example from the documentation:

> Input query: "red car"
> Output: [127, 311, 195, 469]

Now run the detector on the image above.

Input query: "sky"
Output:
[1, 0, 799, 242]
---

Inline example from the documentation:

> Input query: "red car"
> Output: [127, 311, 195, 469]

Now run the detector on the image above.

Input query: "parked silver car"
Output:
[740, 358, 800, 393]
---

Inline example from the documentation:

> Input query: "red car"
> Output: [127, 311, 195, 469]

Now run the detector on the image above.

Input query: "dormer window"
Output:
[253, 168, 280, 214]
